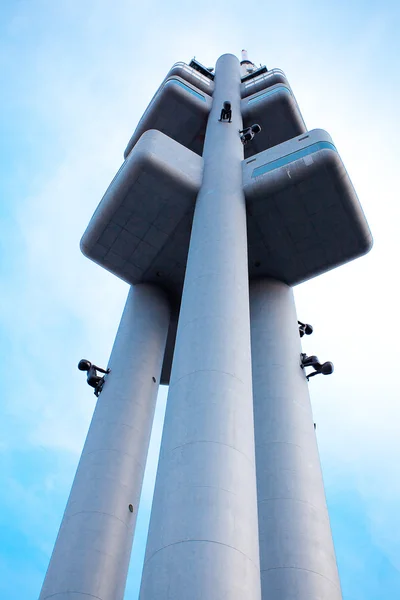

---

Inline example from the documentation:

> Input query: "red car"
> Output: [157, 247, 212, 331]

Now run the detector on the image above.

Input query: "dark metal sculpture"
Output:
[239, 123, 261, 144]
[298, 320, 313, 337]
[219, 101, 232, 122]
[78, 359, 110, 397]
[300, 353, 334, 381]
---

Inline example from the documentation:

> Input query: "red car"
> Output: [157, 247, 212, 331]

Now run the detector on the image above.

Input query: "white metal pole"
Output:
[40, 283, 170, 600]
[250, 278, 342, 600]
[139, 54, 262, 600]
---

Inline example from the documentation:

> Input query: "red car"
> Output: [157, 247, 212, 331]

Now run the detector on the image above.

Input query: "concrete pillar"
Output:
[139, 54, 262, 600]
[250, 278, 342, 600]
[40, 284, 170, 600]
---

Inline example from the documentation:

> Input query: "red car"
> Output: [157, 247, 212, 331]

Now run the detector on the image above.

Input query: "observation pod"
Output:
[242, 84, 306, 157]
[124, 77, 211, 158]
[39, 52, 372, 600]
[244, 128, 372, 283]
[82, 129, 202, 292]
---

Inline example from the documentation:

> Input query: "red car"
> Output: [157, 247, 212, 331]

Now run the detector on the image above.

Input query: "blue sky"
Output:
[1, 1, 399, 598]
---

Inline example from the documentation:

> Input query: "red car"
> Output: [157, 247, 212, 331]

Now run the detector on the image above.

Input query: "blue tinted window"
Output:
[166, 79, 206, 102]
[252, 141, 337, 178]
[248, 86, 292, 104]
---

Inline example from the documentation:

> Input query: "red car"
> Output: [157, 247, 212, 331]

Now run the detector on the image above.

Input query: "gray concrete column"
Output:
[250, 278, 342, 600]
[139, 54, 262, 600]
[40, 284, 170, 600]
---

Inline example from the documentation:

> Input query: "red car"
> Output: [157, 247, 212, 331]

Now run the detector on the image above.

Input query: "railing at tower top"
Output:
[172, 61, 214, 91]
[241, 68, 288, 98]
[188, 58, 215, 80]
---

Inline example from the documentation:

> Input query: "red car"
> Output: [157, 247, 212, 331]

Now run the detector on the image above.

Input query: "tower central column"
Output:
[139, 53, 262, 600]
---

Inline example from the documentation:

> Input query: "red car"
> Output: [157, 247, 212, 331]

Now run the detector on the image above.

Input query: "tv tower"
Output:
[39, 51, 372, 600]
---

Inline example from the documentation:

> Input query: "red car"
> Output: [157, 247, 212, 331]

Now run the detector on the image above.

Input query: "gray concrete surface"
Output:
[42, 52, 374, 600]
[244, 129, 373, 286]
[39, 284, 170, 600]
[241, 83, 306, 157]
[83, 128, 373, 299]
[139, 53, 262, 600]
[124, 76, 211, 159]
[250, 278, 342, 600]
[81, 87, 372, 389]
[81, 129, 203, 293]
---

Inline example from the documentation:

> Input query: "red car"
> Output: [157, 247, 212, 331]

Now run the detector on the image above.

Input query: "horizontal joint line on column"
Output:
[177, 314, 248, 337]
[85, 418, 151, 435]
[68, 476, 140, 498]
[258, 467, 298, 474]
[260, 566, 341, 591]
[83, 447, 144, 468]
[41, 593, 103, 600]
[255, 441, 304, 451]
[144, 539, 260, 570]
[258, 496, 329, 516]
[173, 483, 239, 496]
[185, 249, 245, 264]
[167, 439, 255, 466]
[65, 510, 130, 529]
[255, 362, 287, 367]
[254, 404, 311, 417]
[170, 369, 246, 389]
[256, 466, 323, 479]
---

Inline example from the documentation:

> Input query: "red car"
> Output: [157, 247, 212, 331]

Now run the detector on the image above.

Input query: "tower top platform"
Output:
[124, 61, 300, 160]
